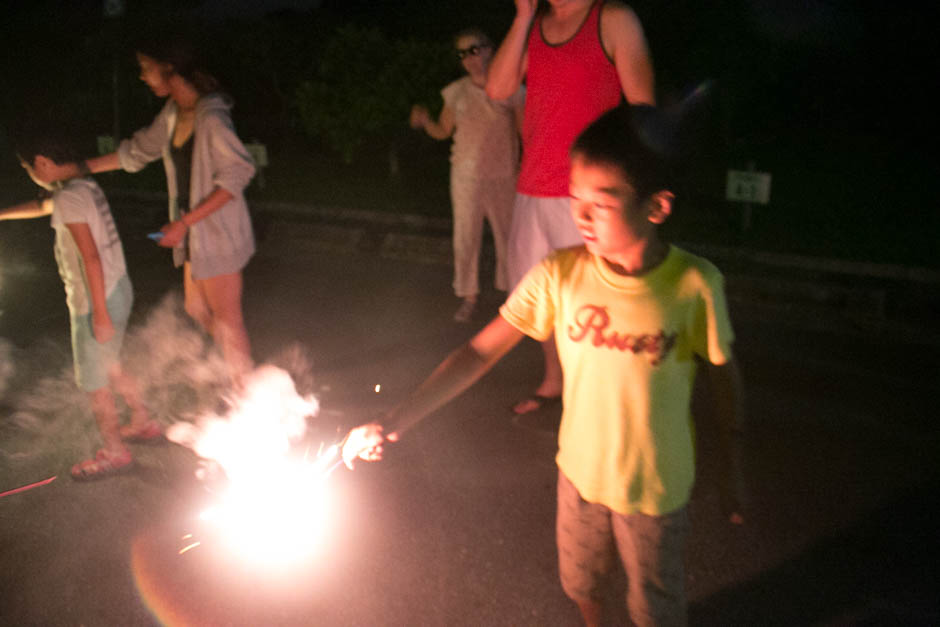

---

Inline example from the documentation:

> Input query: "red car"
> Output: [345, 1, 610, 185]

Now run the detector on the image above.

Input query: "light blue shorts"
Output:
[70, 275, 133, 392]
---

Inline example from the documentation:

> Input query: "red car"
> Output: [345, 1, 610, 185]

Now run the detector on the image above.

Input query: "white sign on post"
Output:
[726, 169, 772, 204]
[97, 135, 116, 155]
[245, 142, 269, 168]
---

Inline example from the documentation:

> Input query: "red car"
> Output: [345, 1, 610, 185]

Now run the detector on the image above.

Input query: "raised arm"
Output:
[486, 0, 538, 100]
[601, 2, 656, 105]
[342, 315, 525, 467]
[410, 103, 456, 140]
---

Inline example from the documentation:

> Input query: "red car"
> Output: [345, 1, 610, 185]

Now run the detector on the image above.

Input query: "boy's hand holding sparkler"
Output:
[341, 318, 525, 470]
[342, 423, 399, 469]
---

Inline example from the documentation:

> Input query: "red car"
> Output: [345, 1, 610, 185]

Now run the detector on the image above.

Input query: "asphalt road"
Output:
[1, 200, 938, 626]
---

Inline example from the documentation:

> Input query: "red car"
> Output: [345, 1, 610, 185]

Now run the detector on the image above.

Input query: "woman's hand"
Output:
[157, 219, 188, 248]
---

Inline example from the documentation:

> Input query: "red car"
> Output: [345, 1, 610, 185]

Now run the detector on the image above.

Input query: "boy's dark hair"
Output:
[571, 104, 675, 200]
[13, 120, 81, 166]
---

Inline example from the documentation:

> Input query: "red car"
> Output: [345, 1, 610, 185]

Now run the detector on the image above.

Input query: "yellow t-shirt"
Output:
[500, 245, 734, 515]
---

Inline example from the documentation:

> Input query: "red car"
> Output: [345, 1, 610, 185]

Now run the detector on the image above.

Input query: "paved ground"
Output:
[1, 199, 938, 626]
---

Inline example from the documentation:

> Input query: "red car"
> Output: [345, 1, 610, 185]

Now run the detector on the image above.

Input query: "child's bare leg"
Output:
[109, 364, 150, 432]
[183, 264, 252, 382]
[574, 598, 602, 627]
[89, 386, 128, 455]
[200, 270, 253, 379]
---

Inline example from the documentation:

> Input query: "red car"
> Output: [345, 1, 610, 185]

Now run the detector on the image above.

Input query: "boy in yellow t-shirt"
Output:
[342, 104, 744, 627]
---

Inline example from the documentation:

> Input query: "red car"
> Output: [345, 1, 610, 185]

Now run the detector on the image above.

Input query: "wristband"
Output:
[76, 160, 91, 177]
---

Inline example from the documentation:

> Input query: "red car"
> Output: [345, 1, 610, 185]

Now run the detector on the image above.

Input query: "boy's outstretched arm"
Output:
[486, 0, 537, 100]
[342, 315, 525, 468]
[706, 358, 746, 524]
[66, 222, 114, 343]
[0, 198, 53, 221]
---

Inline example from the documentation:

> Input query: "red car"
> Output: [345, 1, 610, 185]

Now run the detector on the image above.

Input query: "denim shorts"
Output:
[70, 275, 133, 392]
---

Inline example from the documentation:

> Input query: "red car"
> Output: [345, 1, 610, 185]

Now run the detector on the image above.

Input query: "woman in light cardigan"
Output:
[77, 36, 256, 379]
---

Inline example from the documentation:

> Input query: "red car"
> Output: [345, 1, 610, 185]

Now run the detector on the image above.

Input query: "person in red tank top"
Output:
[486, 1, 655, 423]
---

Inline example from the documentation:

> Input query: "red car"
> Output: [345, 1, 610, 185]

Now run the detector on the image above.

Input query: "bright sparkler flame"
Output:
[167, 365, 340, 568]
[198, 448, 339, 566]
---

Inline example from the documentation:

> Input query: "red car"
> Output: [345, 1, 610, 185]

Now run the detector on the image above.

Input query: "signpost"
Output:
[726, 162, 772, 231]
[245, 142, 269, 189]
[104, 0, 125, 143]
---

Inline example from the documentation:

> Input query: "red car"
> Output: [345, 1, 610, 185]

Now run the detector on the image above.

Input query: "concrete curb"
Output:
[110, 189, 940, 346]
[110, 188, 939, 283]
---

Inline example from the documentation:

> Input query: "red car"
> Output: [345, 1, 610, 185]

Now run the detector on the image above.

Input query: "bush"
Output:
[294, 24, 454, 166]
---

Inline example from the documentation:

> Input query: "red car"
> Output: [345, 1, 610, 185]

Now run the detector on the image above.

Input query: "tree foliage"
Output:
[294, 24, 454, 164]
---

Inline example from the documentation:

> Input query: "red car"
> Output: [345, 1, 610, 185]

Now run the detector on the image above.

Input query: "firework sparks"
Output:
[167, 365, 342, 567]
[178, 541, 201, 555]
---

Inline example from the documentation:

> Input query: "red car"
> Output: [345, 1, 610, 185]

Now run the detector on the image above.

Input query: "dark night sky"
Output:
[0, 0, 933, 266]
[1, 0, 929, 151]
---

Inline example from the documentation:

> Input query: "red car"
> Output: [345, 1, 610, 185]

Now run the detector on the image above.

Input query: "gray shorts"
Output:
[70, 275, 133, 392]
[506, 193, 582, 289]
[556, 470, 689, 627]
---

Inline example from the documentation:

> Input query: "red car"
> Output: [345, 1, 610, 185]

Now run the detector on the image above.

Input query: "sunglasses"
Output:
[456, 44, 488, 60]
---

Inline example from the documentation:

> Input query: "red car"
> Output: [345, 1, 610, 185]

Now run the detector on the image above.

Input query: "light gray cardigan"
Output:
[118, 94, 256, 279]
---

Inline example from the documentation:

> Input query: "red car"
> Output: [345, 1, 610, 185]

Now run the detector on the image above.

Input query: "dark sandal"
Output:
[70, 449, 133, 481]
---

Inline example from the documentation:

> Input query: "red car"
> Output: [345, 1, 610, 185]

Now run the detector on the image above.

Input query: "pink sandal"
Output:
[70, 449, 133, 481]
[120, 420, 164, 443]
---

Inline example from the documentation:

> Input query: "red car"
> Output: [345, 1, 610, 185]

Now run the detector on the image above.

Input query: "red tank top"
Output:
[518, 0, 623, 197]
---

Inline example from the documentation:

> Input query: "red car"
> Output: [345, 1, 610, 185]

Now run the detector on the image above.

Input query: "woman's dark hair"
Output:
[135, 24, 221, 95]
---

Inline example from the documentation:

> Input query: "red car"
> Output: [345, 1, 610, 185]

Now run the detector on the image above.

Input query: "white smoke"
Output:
[166, 364, 320, 482]
[1, 292, 321, 474]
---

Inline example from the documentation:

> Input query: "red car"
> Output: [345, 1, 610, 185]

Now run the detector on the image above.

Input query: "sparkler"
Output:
[0, 475, 57, 499]
[167, 365, 345, 568]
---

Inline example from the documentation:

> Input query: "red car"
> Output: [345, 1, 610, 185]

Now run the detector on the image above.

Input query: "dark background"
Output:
[0, 0, 934, 266]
